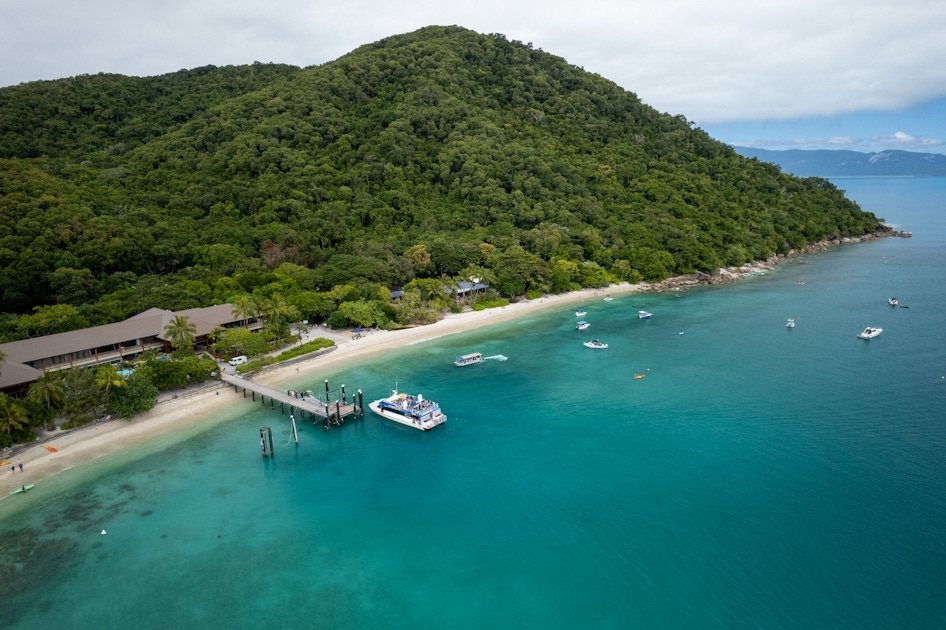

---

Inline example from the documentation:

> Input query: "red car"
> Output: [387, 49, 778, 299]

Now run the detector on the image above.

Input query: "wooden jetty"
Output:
[221, 373, 363, 429]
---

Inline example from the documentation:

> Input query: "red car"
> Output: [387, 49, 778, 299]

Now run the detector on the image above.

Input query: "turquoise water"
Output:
[2, 178, 945, 628]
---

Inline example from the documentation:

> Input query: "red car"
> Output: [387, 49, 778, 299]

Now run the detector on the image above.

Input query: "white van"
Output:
[228, 355, 248, 366]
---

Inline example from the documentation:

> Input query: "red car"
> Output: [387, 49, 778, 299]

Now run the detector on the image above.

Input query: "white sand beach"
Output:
[1, 284, 644, 498]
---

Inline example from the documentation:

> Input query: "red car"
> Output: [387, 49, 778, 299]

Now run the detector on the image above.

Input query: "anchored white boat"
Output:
[583, 339, 608, 349]
[575, 308, 587, 317]
[576, 320, 590, 330]
[786, 318, 795, 328]
[369, 390, 447, 430]
[454, 352, 483, 367]
[857, 327, 883, 339]
[638, 310, 652, 319]
[603, 295, 613, 302]
[888, 297, 898, 306]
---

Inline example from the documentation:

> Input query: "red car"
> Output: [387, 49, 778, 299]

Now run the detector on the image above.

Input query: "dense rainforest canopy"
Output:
[0, 25, 881, 341]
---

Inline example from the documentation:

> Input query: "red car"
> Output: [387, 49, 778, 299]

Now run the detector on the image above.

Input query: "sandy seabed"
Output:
[1, 284, 644, 498]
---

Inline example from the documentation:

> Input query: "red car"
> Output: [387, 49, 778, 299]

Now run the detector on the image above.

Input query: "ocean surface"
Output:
[2, 177, 945, 629]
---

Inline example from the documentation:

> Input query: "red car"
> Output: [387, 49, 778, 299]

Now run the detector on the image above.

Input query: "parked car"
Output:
[228, 355, 248, 366]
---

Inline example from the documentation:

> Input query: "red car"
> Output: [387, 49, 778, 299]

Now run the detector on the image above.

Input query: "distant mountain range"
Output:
[733, 147, 946, 177]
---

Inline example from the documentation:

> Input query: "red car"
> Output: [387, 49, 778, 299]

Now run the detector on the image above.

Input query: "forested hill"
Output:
[0, 26, 881, 338]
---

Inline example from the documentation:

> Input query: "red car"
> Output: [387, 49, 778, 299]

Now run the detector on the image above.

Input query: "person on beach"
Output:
[19, 463, 23, 472]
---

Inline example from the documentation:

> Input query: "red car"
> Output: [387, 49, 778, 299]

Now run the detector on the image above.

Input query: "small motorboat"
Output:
[638, 310, 652, 320]
[786, 318, 795, 328]
[584, 339, 608, 349]
[575, 309, 587, 317]
[888, 297, 898, 306]
[576, 320, 590, 330]
[603, 295, 613, 302]
[857, 327, 883, 339]
[454, 352, 483, 367]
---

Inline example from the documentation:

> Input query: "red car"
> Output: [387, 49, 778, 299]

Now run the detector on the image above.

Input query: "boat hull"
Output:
[368, 399, 447, 431]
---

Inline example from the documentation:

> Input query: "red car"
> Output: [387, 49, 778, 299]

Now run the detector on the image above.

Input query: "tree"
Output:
[96, 364, 127, 398]
[335, 300, 388, 328]
[27, 371, 65, 413]
[164, 315, 197, 352]
[61, 368, 102, 421]
[213, 327, 268, 358]
[231, 294, 257, 328]
[0, 392, 29, 436]
[110, 371, 158, 419]
[16, 304, 88, 337]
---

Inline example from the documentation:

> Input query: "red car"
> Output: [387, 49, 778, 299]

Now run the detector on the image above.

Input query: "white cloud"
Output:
[870, 131, 943, 150]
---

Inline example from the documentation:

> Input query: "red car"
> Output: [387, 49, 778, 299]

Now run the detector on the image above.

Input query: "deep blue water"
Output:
[2, 178, 945, 629]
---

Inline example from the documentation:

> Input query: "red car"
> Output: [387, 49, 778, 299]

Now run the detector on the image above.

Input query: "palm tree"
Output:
[0, 393, 29, 436]
[231, 295, 256, 329]
[164, 315, 197, 352]
[95, 364, 127, 398]
[27, 371, 65, 411]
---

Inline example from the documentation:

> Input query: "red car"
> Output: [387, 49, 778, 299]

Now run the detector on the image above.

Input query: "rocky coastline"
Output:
[642, 226, 911, 292]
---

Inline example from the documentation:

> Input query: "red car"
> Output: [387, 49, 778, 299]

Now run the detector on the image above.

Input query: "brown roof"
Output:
[0, 304, 242, 389]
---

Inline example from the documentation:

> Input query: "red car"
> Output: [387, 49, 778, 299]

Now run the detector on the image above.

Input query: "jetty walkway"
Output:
[220, 373, 363, 427]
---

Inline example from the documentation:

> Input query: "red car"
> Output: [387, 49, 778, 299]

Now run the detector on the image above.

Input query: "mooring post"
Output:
[324, 379, 330, 404]
[252, 392, 255, 401]
[358, 389, 364, 415]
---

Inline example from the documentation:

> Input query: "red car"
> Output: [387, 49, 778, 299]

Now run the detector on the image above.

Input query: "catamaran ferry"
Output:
[369, 390, 447, 431]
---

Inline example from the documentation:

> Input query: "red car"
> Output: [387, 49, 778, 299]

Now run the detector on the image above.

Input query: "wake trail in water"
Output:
[484, 355, 508, 361]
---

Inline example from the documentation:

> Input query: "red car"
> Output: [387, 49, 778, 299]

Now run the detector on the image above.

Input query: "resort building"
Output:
[0, 304, 260, 397]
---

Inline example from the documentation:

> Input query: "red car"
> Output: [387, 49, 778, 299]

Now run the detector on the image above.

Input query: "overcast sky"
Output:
[3, 0, 946, 153]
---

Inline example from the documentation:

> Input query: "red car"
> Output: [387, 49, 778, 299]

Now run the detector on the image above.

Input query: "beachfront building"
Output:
[0, 304, 260, 397]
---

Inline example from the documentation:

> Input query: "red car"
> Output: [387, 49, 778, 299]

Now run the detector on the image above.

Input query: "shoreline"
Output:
[0, 282, 645, 499]
[2, 227, 899, 499]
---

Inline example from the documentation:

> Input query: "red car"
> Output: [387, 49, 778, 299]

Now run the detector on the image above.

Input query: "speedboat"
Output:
[638, 310, 652, 319]
[857, 327, 883, 339]
[454, 352, 483, 367]
[888, 297, 898, 306]
[786, 318, 795, 328]
[583, 339, 608, 349]
[575, 308, 587, 317]
[603, 295, 613, 302]
[369, 390, 447, 430]
[576, 320, 590, 330]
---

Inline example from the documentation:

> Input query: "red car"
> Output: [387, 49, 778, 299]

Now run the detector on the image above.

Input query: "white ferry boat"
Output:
[454, 352, 483, 367]
[369, 390, 447, 431]
[576, 320, 590, 330]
